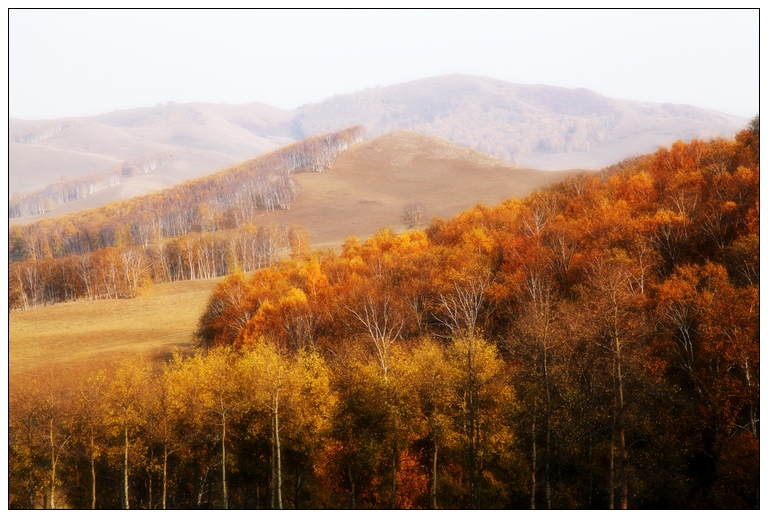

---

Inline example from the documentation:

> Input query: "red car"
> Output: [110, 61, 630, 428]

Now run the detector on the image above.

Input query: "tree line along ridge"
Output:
[8, 126, 365, 309]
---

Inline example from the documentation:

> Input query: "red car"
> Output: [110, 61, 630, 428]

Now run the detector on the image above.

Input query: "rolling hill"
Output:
[295, 74, 747, 169]
[11, 129, 576, 256]
[9, 101, 296, 199]
[9, 74, 748, 221]
[253, 130, 574, 249]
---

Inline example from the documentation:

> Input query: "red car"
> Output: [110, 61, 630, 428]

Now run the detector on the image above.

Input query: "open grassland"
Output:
[9, 277, 221, 381]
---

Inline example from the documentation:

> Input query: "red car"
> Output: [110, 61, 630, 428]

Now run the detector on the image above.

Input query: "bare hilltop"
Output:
[255, 130, 573, 249]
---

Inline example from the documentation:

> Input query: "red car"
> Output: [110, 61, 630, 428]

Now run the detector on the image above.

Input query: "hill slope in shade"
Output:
[251, 130, 574, 249]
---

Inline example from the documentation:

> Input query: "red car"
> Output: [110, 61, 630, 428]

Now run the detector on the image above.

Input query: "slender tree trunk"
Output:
[430, 437, 438, 509]
[468, 344, 476, 508]
[163, 433, 168, 510]
[221, 413, 228, 510]
[616, 336, 628, 510]
[348, 462, 356, 510]
[744, 354, 758, 438]
[294, 468, 303, 509]
[196, 468, 208, 507]
[124, 423, 130, 510]
[475, 411, 482, 509]
[275, 399, 282, 510]
[587, 437, 593, 508]
[90, 428, 97, 510]
[271, 420, 276, 508]
[531, 402, 537, 509]
[544, 347, 552, 510]
[49, 420, 56, 509]
[148, 453, 153, 510]
[391, 448, 398, 509]
[609, 304, 628, 510]
[609, 430, 615, 510]
[609, 355, 616, 513]
[269, 395, 283, 510]
[27, 418, 35, 508]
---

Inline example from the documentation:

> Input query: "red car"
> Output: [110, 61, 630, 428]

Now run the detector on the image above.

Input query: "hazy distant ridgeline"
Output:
[9, 170, 121, 219]
[9, 153, 174, 218]
[9, 119, 76, 144]
[296, 75, 621, 161]
[294, 74, 747, 169]
[9, 74, 747, 219]
[8, 101, 296, 201]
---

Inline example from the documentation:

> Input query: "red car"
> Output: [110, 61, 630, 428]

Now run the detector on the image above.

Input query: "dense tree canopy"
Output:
[9, 123, 759, 509]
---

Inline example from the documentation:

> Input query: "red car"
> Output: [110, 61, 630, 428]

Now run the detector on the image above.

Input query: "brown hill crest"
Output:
[256, 130, 574, 249]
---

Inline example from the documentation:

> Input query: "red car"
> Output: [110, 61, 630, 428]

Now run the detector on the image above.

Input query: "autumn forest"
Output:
[7, 120, 759, 509]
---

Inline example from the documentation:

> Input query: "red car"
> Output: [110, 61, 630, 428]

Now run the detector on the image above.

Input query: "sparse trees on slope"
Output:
[9, 377, 53, 508]
[403, 202, 426, 229]
[652, 263, 759, 508]
[238, 339, 295, 509]
[191, 347, 243, 509]
[508, 265, 566, 509]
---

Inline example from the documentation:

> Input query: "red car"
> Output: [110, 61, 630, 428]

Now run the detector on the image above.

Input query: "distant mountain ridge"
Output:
[294, 74, 746, 169]
[9, 74, 748, 213]
[9, 101, 296, 196]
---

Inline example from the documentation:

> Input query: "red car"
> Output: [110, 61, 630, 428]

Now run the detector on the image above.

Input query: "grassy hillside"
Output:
[9, 277, 221, 380]
[243, 130, 575, 249]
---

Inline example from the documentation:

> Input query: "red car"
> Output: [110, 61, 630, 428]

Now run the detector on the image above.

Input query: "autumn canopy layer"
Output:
[9, 122, 759, 509]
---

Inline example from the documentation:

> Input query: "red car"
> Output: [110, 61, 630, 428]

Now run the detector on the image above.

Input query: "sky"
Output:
[8, 8, 760, 121]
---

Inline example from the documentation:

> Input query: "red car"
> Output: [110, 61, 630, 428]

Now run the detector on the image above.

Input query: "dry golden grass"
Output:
[8, 277, 221, 381]
[256, 130, 577, 250]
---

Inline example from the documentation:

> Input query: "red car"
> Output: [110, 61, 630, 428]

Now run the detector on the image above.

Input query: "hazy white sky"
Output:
[8, 8, 760, 120]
